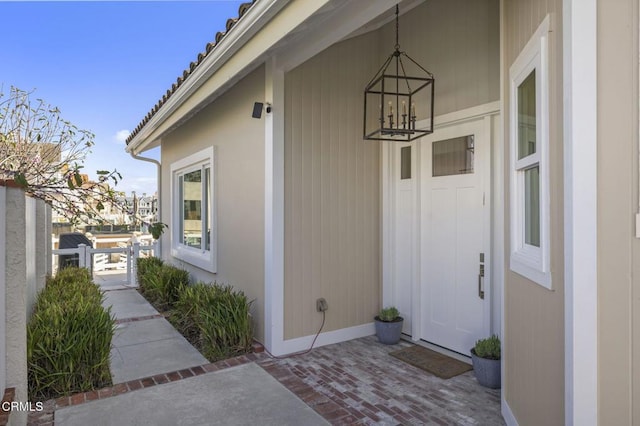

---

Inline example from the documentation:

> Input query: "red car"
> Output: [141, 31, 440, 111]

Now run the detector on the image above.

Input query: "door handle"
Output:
[478, 263, 485, 300]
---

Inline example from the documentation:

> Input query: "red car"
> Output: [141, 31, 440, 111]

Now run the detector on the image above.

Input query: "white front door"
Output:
[384, 114, 492, 356]
[420, 119, 490, 355]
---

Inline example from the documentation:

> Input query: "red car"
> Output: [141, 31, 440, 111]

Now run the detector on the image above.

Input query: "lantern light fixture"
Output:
[363, 4, 435, 141]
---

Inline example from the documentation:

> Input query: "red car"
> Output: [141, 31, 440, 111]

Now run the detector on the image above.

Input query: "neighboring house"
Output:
[137, 193, 158, 221]
[125, 1, 638, 425]
[119, 192, 158, 224]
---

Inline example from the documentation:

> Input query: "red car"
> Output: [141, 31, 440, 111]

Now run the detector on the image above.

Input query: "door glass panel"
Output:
[524, 165, 540, 247]
[518, 70, 536, 160]
[401, 146, 412, 180]
[432, 135, 474, 177]
[182, 169, 202, 249]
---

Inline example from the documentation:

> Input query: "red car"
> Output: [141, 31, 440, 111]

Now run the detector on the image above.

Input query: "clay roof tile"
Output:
[126, 0, 257, 145]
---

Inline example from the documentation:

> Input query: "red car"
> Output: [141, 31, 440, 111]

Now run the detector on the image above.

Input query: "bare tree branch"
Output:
[0, 86, 164, 235]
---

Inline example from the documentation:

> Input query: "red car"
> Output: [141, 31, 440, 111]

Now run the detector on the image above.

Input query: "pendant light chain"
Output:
[395, 4, 400, 51]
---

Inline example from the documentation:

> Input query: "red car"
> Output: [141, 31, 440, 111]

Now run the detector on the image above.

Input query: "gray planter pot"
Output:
[374, 316, 404, 345]
[470, 349, 501, 389]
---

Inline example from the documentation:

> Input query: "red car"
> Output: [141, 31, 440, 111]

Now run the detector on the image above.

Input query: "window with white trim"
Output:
[170, 147, 216, 272]
[509, 15, 552, 289]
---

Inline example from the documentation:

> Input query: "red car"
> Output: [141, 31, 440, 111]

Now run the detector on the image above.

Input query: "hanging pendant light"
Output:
[363, 4, 434, 142]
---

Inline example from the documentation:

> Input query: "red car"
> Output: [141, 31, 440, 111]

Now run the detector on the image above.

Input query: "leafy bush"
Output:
[377, 306, 400, 322]
[27, 267, 115, 400]
[473, 335, 501, 360]
[171, 282, 253, 362]
[140, 263, 188, 311]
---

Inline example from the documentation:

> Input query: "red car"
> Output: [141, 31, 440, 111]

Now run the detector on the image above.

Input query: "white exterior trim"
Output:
[381, 142, 394, 310]
[499, 0, 507, 413]
[502, 398, 519, 426]
[508, 15, 552, 289]
[279, 323, 376, 355]
[264, 58, 286, 356]
[169, 147, 216, 272]
[429, 101, 501, 129]
[563, 0, 598, 424]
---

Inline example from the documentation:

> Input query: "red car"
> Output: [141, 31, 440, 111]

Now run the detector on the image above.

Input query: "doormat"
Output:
[389, 345, 472, 379]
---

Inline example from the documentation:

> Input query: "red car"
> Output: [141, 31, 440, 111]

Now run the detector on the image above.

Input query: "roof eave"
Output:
[126, 0, 290, 155]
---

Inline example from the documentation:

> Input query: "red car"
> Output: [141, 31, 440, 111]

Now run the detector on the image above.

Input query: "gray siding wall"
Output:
[597, 0, 640, 423]
[502, 1, 565, 424]
[160, 66, 266, 341]
[283, 0, 499, 339]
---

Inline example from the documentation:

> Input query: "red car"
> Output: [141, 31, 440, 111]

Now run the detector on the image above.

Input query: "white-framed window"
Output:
[170, 147, 216, 272]
[509, 15, 552, 289]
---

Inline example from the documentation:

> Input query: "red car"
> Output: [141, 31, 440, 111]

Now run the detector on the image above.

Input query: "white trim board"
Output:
[502, 399, 519, 426]
[276, 323, 375, 356]
[423, 101, 501, 130]
[563, 0, 598, 424]
[264, 58, 285, 355]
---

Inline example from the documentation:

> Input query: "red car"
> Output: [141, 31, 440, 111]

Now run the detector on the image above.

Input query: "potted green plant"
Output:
[374, 307, 404, 345]
[470, 334, 501, 389]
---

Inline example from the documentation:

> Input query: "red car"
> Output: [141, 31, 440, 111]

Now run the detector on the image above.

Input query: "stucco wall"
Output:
[502, 1, 565, 424]
[597, 0, 639, 423]
[283, 0, 499, 340]
[0, 186, 50, 425]
[35, 201, 52, 294]
[3, 186, 30, 426]
[0, 186, 5, 402]
[160, 66, 266, 341]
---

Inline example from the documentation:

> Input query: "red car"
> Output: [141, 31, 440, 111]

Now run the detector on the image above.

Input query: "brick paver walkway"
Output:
[258, 336, 504, 425]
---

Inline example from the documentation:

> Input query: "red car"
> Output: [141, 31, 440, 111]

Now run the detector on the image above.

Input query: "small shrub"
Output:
[171, 282, 253, 362]
[473, 335, 501, 360]
[140, 263, 188, 311]
[27, 267, 115, 401]
[377, 306, 400, 322]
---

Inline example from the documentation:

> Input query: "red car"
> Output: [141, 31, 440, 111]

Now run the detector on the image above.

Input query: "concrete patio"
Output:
[28, 271, 503, 425]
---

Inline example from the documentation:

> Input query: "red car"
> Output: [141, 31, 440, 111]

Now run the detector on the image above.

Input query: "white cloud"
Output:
[114, 129, 131, 144]
[118, 176, 157, 196]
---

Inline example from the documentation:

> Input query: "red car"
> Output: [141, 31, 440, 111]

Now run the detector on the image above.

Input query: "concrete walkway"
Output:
[55, 363, 326, 426]
[104, 289, 208, 383]
[46, 273, 327, 426]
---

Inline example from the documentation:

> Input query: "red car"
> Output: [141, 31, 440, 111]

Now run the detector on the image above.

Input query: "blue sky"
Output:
[1, 0, 245, 196]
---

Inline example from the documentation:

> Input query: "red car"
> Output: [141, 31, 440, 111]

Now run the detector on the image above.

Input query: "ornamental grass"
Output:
[27, 267, 115, 401]
[170, 282, 253, 362]
[137, 259, 188, 311]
